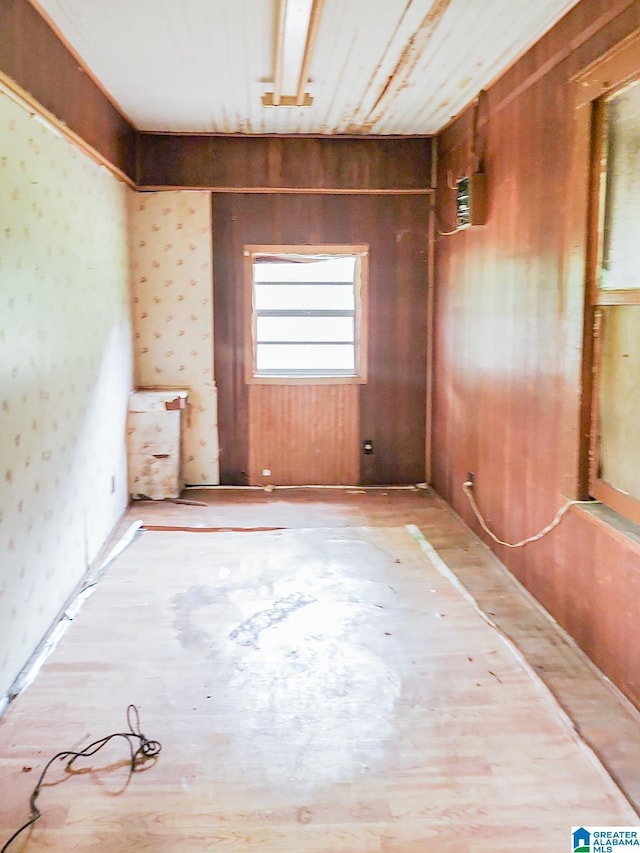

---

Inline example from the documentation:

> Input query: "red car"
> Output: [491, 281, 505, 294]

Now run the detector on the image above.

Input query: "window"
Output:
[244, 245, 368, 383]
[588, 77, 640, 523]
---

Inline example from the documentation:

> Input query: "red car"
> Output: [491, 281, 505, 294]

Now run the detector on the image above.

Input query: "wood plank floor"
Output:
[0, 489, 639, 851]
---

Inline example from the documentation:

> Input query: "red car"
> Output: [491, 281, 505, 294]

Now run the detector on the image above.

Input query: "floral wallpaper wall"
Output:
[128, 191, 219, 484]
[0, 92, 133, 701]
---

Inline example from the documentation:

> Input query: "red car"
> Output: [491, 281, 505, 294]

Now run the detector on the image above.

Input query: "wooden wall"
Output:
[0, 0, 135, 179]
[136, 135, 432, 192]
[433, 0, 640, 708]
[248, 385, 360, 486]
[213, 192, 429, 485]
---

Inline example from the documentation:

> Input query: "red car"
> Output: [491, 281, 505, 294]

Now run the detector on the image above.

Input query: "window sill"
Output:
[246, 374, 367, 385]
[570, 501, 640, 555]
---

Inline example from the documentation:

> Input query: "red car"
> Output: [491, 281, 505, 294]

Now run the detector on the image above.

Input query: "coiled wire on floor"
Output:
[1, 704, 162, 852]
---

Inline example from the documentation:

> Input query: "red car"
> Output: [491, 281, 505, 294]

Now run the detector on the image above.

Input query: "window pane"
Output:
[599, 305, 640, 501]
[256, 344, 355, 372]
[248, 248, 366, 379]
[600, 81, 640, 290]
[254, 256, 356, 282]
[257, 316, 354, 343]
[254, 283, 355, 311]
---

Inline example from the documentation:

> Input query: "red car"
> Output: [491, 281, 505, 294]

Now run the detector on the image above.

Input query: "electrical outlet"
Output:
[466, 471, 475, 486]
[262, 468, 271, 477]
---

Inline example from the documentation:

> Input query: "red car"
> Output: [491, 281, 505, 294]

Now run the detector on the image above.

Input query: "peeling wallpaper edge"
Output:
[128, 190, 219, 485]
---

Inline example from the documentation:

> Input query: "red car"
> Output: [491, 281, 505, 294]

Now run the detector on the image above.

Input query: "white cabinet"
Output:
[127, 390, 189, 500]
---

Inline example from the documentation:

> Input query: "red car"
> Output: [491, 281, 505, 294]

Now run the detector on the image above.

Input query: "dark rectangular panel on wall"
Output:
[432, 0, 640, 708]
[213, 193, 428, 485]
[0, 0, 135, 178]
[138, 135, 432, 192]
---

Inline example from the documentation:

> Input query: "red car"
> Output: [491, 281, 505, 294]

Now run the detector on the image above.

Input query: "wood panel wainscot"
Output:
[248, 384, 360, 486]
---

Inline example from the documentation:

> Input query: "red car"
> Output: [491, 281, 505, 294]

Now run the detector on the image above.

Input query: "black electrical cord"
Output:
[1, 704, 161, 852]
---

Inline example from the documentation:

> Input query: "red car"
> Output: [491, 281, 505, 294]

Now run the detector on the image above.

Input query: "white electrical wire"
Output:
[437, 224, 460, 236]
[462, 481, 597, 548]
[429, 203, 459, 236]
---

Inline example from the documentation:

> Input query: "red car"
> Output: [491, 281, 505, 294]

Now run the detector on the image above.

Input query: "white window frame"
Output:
[244, 244, 369, 385]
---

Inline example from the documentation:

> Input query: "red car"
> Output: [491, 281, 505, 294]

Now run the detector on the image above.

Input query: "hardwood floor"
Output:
[0, 488, 639, 851]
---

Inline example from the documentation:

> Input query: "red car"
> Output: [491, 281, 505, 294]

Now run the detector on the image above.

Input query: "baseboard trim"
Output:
[0, 519, 143, 720]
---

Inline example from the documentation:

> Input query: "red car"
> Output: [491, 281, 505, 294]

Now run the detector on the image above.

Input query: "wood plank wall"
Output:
[213, 191, 429, 485]
[136, 135, 432, 192]
[248, 385, 360, 486]
[0, 0, 135, 179]
[433, 0, 640, 708]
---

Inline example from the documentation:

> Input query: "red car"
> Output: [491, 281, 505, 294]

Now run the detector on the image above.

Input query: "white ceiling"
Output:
[33, 0, 582, 135]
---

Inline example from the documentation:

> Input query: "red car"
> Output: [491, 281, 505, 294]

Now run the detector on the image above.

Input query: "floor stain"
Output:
[230, 592, 316, 648]
[296, 806, 313, 824]
[171, 584, 217, 648]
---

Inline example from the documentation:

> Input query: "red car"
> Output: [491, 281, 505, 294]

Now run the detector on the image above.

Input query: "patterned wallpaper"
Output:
[128, 191, 219, 484]
[0, 92, 133, 700]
